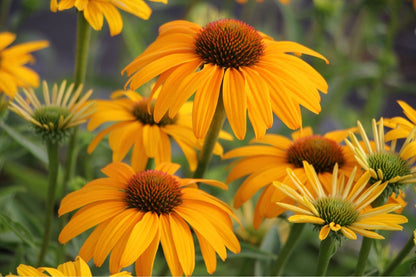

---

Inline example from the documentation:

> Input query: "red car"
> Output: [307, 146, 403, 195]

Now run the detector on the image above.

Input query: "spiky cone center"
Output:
[314, 197, 359, 227]
[132, 98, 176, 126]
[368, 152, 411, 206]
[194, 19, 265, 69]
[32, 106, 71, 142]
[287, 135, 345, 173]
[125, 170, 183, 215]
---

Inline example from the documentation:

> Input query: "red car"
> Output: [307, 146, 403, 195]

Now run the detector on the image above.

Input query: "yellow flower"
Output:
[0, 32, 48, 97]
[275, 161, 408, 240]
[87, 90, 231, 172]
[8, 80, 94, 142]
[58, 162, 240, 276]
[6, 256, 131, 276]
[384, 100, 416, 140]
[345, 118, 416, 205]
[223, 127, 358, 228]
[50, 0, 168, 36]
[123, 19, 328, 140]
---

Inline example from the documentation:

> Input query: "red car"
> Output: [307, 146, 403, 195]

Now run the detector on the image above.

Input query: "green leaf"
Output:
[0, 213, 36, 249]
[1, 122, 47, 164]
[254, 226, 281, 276]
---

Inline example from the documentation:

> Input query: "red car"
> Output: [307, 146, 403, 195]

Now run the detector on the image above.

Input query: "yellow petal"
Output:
[223, 67, 247, 140]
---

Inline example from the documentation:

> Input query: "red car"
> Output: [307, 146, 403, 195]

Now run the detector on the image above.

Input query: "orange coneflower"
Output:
[58, 162, 240, 275]
[224, 127, 358, 228]
[50, 0, 168, 36]
[123, 19, 328, 140]
[0, 32, 48, 97]
[87, 90, 231, 172]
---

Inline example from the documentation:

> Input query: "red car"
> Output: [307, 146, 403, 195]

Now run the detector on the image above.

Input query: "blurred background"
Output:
[1, 0, 416, 275]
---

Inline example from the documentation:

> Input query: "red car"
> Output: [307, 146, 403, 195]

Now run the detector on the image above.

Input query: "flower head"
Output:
[58, 162, 240, 276]
[87, 90, 231, 172]
[384, 100, 416, 140]
[275, 161, 407, 241]
[123, 19, 328, 140]
[6, 256, 131, 276]
[0, 32, 49, 97]
[9, 80, 95, 143]
[345, 118, 416, 205]
[50, 0, 168, 36]
[223, 127, 358, 228]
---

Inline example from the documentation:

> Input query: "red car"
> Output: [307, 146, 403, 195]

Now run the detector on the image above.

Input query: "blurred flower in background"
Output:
[6, 256, 131, 276]
[8, 80, 95, 143]
[87, 89, 232, 172]
[0, 32, 48, 98]
[49, 0, 168, 36]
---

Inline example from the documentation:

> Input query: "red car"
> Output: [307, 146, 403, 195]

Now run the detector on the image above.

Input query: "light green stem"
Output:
[316, 236, 337, 276]
[354, 236, 373, 276]
[381, 234, 415, 276]
[193, 90, 226, 179]
[58, 12, 91, 264]
[270, 223, 305, 276]
[37, 141, 59, 267]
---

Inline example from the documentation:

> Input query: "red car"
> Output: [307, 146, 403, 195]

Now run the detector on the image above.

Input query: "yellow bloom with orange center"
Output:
[87, 90, 231, 172]
[223, 127, 358, 228]
[0, 32, 48, 97]
[50, 0, 168, 36]
[6, 256, 131, 276]
[123, 19, 328, 140]
[58, 162, 240, 276]
[275, 161, 407, 240]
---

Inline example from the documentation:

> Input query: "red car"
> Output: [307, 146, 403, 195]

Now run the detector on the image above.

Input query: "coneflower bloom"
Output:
[6, 256, 131, 276]
[384, 100, 416, 140]
[345, 118, 416, 206]
[223, 127, 358, 228]
[50, 0, 168, 36]
[8, 80, 95, 142]
[0, 32, 48, 97]
[123, 19, 329, 140]
[87, 90, 231, 172]
[275, 161, 407, 240]
[58, 162, 240, 276]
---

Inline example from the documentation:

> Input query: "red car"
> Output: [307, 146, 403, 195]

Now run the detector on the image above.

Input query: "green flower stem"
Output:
[37, 140, 59, 267]
[269, 223, 305, 276]
[315, 236, 337, 276]
[193, 90, 226, 179]
[381, 234, 415, 276]
[74, 13, 91, 87]
[58, 12, 91, 263]
[354, 236, 373, 276]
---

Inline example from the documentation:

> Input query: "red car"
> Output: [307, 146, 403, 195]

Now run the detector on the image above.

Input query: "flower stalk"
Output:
[315, 236, 337, 276]
[270, 223, 305, 276]
[381, 234, 415, 276]
[58, 12, 91, 263]
[354, 236, 373, 276]
[37, 140, 59, 267]
[193, 89, 226, 179]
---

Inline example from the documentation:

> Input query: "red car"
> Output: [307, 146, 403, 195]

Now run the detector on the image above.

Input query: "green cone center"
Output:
[314, 197, 359, 226]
